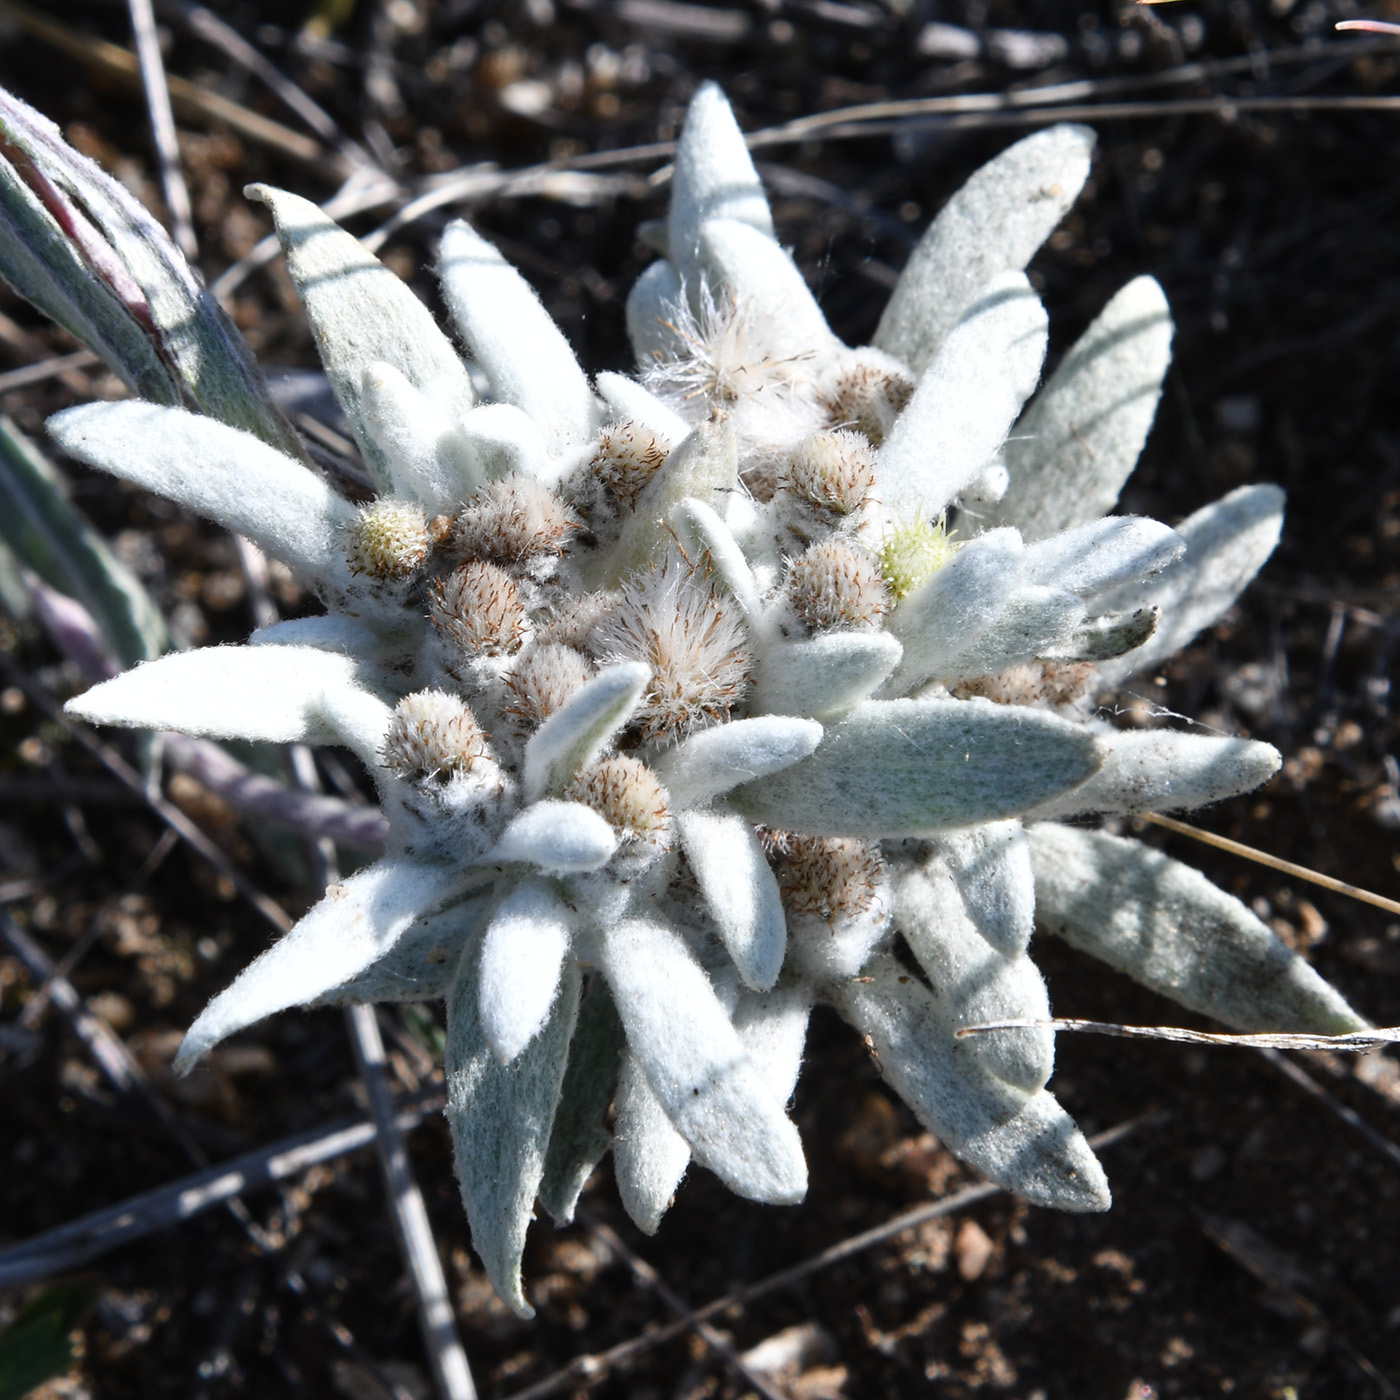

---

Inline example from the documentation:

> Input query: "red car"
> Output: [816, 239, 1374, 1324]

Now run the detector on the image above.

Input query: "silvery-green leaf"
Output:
[599, 916, 807, 1205]
[877, 274, 1048, 523]
[311, 892, 492, 1004]
[1024, 729, 1280, 822]
[668, 81, 774, 290]
[539, 974, 625, 1225]
[478, 877, 576, 1063]
[670, 496, 762, 624]
[0, 417, 165, 666]
[523, 662, 650, 801]
[937, 585, 1087, 682]
[613, 1052, 691, 1234]
[438, 219, 595, 458]
[250, 186, 476, 489]
[936, 819, 1035, 958]
[0, 90, 301, 457]
[875, 124, 1095, 375]
[626, 258, 686, 367]
[697, 219, 842, 364]
[995, 276, 1174, 540]
[592, 416, 739, 587]
[49, 402, 357, 591]
[888, 528, 1026, 692]
[595, 371, 689, 447]
[1025, 516, 1184, 602]
[490, 800, 618, 873]
[176, 857, 469, 1072]
[1041, 607, 1158, 663]
[833, 954, 1110, 1211]
[457, 402, 552, 484]
[446, 936, 580, 1317]
[734, 981, 813, 1108]
[1030, 824, 1366, 1035]
[251, 614, 406, 660]
[66, 644, 390, 753]
[754, 631, 903, 718]
[961, 460, 1009, 508]
[676, 810, 787, 991]
[730, 698, 1101, 837]
[1094, 484, 1286, 686]
[894, 860, 1053, 1091]
[361, 360, 487, 511]
[657, 715, 822, 808]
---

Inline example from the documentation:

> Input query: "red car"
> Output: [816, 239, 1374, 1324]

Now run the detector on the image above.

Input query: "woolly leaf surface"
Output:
[1030, 824, 1366, 1034]
[875, 124, 1094, 374]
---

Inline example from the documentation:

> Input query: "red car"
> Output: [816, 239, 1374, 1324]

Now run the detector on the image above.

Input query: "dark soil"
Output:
[2, 1, 1400, 1397]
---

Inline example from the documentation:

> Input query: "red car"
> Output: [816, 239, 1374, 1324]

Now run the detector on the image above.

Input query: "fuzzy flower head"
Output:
[54, 83, 1365, 1318]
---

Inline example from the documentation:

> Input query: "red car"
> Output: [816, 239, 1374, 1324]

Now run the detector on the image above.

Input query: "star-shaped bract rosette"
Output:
[51, 82, 1364, 1316]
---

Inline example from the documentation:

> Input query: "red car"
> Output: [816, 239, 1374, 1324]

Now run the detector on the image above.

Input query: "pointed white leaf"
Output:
[1025, 516, 1185, 602]
[754, 631, 903, 718]
[676, 810, 787, 991]
[595, 371, 689, 447]
[875, 124, 1095, 374]
[1094, 484, 1285, 686]
[613, 1052, 692, 1234]
[730, 698, 1101, 837]
[734, 982, 813, 1107]
[1042, 606, 1159, 663]
[995, 276, 1174, 539]
[600, 916, 807, 1205]
[626, 258, 687, 366]
[249, 186, 476, 492]
[176, 858, 467, 1072]
[1024, 729, 1281, 822]
[453, 401, 553, 485]
[478, 878, 576, 1063]
[668, 81, 774, 289]
[446, 935, 580, 1316]
[593, 415, 739, 587]
[877, 274, 1048, 522]
[834, 954, 1110, 1211]
[1030, 824, 1366, 1034]
[895, 860, 1053, 1091]
[491, 799, 618, 873]
[670, 496, 762, 624]
[362, 360, 487, 511]
[936, 819, 1035, 957]
[66, 644, 390, 751]
[438, 220, 595, 457]
[697, 219, 842, 363]
[49, 402, 356, 590]
[523, 662, 650, 801]
[310, 893, 491, 1005]
[539, 975, 625, 1225]
[657, 715, 823, 808]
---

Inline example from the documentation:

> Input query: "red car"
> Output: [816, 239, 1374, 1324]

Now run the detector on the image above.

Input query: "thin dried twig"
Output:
[347, 1006, 479, 1400]
[1140, 810, 1400, 917]
[575, 1209, 789, 1400]
[1259, 1048, 1400, 1174]
[958, 1017, 1400, 1054]
[0, 1089, 444, 1287]
[127, 0, 197, 259]
[506, 1116, 1154, 1399]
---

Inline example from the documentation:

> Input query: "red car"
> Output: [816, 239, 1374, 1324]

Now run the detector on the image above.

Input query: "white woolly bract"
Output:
[491, 800, 618, 873]
[478, 879, 576, 1063]
[599, 916, 807, 1205]
[176, 858, 468, 1073]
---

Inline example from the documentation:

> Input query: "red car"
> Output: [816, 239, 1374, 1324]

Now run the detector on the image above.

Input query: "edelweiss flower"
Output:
[51, 84, 1363, 1314]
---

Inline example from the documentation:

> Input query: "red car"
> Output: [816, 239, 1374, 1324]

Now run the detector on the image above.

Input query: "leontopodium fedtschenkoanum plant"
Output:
[5, 83, 1366, 1313]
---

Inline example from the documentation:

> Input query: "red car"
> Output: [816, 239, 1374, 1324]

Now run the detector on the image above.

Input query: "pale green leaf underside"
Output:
[729, 698, 1102, 837]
